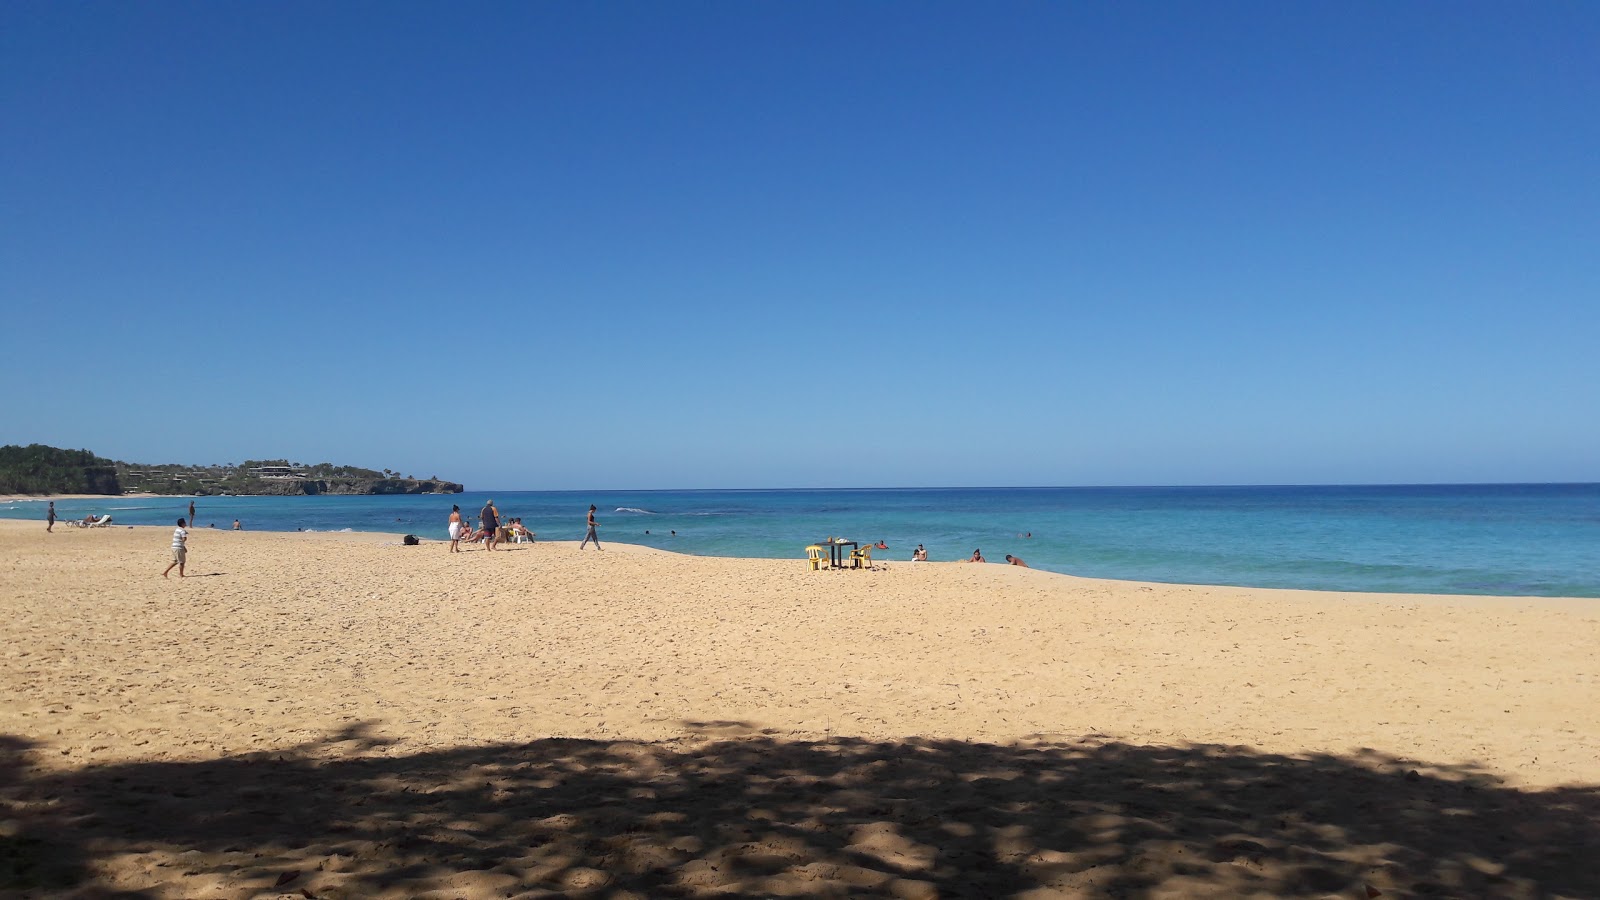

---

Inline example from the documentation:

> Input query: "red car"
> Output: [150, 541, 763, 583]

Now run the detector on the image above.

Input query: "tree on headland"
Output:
[0, 444, 121, 495]
[2, 447, 459, 496]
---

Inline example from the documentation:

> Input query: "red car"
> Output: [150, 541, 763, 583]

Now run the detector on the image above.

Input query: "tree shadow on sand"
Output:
[2, 724, 1596, 898]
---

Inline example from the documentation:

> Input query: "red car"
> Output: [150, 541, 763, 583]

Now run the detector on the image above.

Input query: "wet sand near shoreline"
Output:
[2, 520, 1597, 897]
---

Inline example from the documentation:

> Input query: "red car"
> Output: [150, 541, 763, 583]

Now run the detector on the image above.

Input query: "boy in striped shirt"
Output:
[162, 518, 188, 579]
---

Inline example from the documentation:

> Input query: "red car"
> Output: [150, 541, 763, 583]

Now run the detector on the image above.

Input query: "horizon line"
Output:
[464, 481, 1600, 493]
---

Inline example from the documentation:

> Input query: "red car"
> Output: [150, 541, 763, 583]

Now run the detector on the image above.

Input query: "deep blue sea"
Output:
[7, 485, 1599, 597]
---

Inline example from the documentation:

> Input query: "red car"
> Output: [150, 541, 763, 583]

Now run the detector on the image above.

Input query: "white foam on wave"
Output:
[615, 507, 655, 514]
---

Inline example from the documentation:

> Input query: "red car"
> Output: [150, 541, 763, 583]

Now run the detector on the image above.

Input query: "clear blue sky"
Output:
[3, 2, 1596, 489]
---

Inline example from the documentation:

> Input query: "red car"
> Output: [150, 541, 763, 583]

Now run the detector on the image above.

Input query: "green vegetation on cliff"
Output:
[119, 458, 463, 495]
[0, 444, 121, 495]
[0, 445, 462, 496]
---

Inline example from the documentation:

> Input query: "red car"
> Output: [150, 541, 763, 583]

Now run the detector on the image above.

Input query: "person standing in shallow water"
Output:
[580, 504, 602, 550]
[188, 499, 196, 527]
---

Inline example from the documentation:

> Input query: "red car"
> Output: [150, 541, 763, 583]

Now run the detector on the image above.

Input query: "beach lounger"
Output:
[88, 515, 113, 527]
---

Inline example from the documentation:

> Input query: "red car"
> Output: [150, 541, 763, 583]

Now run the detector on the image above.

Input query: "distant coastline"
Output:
[0, 444, 463, 497]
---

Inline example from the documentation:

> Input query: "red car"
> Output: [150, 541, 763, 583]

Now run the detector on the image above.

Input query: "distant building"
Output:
[247, 466, 299, 478]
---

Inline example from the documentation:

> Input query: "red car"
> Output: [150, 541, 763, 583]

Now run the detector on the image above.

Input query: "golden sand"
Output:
[2, 520, 1597, 898]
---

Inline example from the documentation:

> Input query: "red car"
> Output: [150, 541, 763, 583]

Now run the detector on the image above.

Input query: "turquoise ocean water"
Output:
[6, 484, 1598, 598]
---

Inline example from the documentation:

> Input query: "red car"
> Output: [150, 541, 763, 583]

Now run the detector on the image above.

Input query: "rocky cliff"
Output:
[245, 478, 464, 496]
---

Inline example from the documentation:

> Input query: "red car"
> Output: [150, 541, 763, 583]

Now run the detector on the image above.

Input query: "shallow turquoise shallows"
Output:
[7, 484, 1598, 598]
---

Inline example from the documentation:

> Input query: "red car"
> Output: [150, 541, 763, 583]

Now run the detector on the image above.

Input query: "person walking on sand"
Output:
[580, 504, 602, 550]
[479, 499, 500, 552]
[162, 518, 189, 578]
[46, 501, 56, 532]
[447, 504, 464, 553]
[1005, 554, 1028, 567]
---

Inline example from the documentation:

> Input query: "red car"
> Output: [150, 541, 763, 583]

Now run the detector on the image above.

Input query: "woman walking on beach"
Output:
[447, 505, 463, 553]
[46, 501, 55, 532]
[580, 504, 602, 550]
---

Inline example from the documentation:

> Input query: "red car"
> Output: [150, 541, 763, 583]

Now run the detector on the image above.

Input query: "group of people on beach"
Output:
[44, 501, 113, 530]
[963, 549, 1028, 566]
[447, 501, 601, 553]
[905, 544, 1026, 566]
[447, 500, 533, 552]
[123, 495, 1031, 575]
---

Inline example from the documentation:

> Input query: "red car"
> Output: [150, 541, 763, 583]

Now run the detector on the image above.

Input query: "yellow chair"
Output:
[850, 545, 873, 569]
[805, 545, 825, 571]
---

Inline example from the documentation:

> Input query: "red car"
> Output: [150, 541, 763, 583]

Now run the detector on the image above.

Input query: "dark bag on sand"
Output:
[403, 534, 419, 546]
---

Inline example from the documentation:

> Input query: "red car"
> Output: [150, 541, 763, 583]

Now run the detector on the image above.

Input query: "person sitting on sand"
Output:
[232, 519, 242, 530]
[912, 544, 927, 561]
[1005, 554, 1028, 567]
[968, 548, 985, 563]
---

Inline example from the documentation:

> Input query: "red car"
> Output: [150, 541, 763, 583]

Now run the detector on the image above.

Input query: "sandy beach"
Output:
[2, 519, 1596, 898]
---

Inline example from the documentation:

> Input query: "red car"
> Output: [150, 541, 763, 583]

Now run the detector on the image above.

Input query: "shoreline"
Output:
[1, 518, 1594, 602]
[7, 487, 1595, 601]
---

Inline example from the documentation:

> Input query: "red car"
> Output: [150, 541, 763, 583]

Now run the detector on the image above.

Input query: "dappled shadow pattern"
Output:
[2, 729, 1597, 898]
